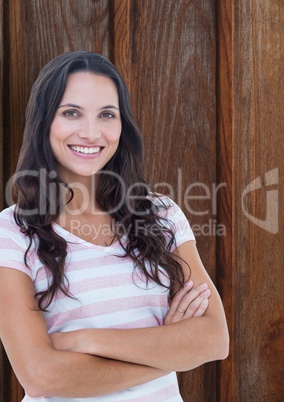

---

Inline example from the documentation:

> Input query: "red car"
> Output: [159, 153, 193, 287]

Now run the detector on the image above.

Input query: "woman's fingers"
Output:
[183, 289, 210, 318]
[164, 281, 194, 324]
[192, 298, 209, 317]
[165, 281, 211, 324]
[177, 283, 209, 316]
[168, 280, 194, 312]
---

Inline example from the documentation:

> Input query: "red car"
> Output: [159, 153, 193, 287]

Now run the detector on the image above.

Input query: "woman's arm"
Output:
[0, 261, 209, 398]
[0, 267, 169, 398]
[51, 241, 229, 372]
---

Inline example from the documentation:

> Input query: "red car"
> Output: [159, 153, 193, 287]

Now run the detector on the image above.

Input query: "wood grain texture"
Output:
[113, 0, 131, 88]
[130, 0, 217, 262]
[129, 1, 217, 400]
[217, 0, 284, 400]
[232, 0, 284, 400]
[216, 0, 234, 400]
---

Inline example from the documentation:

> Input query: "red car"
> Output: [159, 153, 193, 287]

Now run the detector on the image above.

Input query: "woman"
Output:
[0, 51, 229, 401]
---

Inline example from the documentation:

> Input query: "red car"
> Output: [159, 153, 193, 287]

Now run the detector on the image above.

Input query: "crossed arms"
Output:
[0, 241, 229, 398]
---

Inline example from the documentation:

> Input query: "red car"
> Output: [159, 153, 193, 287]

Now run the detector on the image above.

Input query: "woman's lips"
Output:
[68, 145, 104, 158]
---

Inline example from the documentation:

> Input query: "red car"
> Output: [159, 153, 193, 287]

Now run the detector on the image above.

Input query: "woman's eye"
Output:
[63, 110, 79, 118]
[100, 111, 115, 119]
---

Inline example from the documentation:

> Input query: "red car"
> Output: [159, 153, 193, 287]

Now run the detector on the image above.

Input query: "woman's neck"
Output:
[59, 179, 103, 218]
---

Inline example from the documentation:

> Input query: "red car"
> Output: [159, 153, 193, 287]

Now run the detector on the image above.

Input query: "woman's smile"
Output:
[68, 145, 102, 155]
[67, 144, 104, 158]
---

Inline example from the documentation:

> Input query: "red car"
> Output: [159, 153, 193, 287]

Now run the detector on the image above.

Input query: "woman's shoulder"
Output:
[148, 193, 184, 217]
[0, 204, 35, 259]
[0, 205, 24, 239]
[0, 204, 17, 225]
[148, 193, 174, 206]
[148, 193, 195, 246]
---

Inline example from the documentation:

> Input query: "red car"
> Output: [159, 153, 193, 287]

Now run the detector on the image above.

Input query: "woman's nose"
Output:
[78, 119, 101, 140]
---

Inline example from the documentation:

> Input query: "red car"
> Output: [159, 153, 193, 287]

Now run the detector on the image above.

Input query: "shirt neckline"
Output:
[52, 221, 123, 250]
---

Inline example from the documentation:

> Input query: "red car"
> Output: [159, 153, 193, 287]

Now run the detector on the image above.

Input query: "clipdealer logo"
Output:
[242, 168, 279, 234]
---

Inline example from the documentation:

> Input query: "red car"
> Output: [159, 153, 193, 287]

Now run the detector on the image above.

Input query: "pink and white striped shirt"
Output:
[0, 196, 195, 402]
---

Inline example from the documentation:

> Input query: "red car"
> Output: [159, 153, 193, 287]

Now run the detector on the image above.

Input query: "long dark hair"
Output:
[13, 51, 187, 310]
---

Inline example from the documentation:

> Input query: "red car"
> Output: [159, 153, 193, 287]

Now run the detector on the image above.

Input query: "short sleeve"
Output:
[154, 196, 195, 251]
[165, 199, 195, 251]
[0, 207, 32, 278]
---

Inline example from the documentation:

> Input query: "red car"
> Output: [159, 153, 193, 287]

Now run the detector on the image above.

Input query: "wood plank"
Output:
[232, 0, 284, 400]
[216, 0, 234, 400]
[113, 0, 131, 88]
[129, 1, 217, 400]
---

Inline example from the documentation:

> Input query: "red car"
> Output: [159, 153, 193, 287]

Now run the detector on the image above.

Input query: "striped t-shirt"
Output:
[0, 196, 195, 402]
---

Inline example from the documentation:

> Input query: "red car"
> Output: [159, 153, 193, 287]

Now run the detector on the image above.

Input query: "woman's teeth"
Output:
[69, 145, 101, 154]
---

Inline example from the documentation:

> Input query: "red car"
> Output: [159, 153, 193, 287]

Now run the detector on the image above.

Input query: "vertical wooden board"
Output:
[113, 0, 131, 88]
[233, 0, 284, 400]
[128, 1, 217, 401]
[129, 0, 218, 261]
[216, 0, 234, 400]
[3, 0, 112, 199]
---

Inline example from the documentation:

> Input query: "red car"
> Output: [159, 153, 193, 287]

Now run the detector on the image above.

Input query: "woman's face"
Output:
[49, 72, 122, 183]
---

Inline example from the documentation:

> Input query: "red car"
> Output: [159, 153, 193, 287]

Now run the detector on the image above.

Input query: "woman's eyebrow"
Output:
[58, 104, 119, 110]
[100, 105, 120, 110]
[58, 103, 84, 109]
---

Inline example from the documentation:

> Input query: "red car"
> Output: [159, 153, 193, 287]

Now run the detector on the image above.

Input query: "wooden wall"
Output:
[0, 0, 283, 401]
[217, 0, 284, 400]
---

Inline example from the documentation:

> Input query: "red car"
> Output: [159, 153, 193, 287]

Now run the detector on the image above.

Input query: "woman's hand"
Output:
[164, 281, 210, 325]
